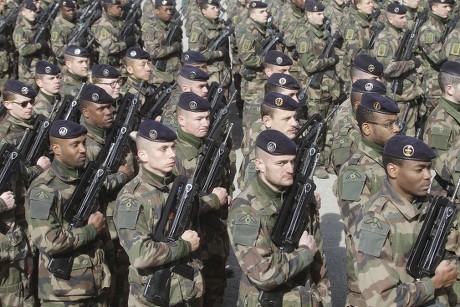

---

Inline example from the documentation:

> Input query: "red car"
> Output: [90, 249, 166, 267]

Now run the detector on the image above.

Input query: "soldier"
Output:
[418, 0, 452, 113]
[354, 135, 458, 305]
[89, 64, 123, 101]
[189, 0, 230, 85]
[334, 92, 400, 306]
[34, 60, 62, 117]
[25, 119, 111, 305]
[62, 45, 90, 97]
[13, 0, 50, 84]
[114, 119, 203, 306]
[120, 47, 155, 102]
[180, 50, 208, 72]
[50, 0, 76, 64]
[175, 92, 229, 307]
[228, 129, 331, 306]
[372, 3, 423, 136]
[142, 0, 182, 86]
[226, 0, 247, 25]
[0, 0, 16, 93]
[324, 0, 350, 34]
[91, 0, 136, 68]
[402, 0, 422, 29]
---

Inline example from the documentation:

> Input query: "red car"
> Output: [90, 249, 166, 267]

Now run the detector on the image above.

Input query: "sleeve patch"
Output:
[299, 41, 307, 54]
[340, 169, 366, 201]
[242, 39, 252, 52]
[450, 43, 460, 56]
[358, 217, 389, 257]
[231, 212, 260, 246]
[425, 32, 434, 44]
[51, 31, 58, 41]
[431, 126, 451, 150]
[190, 32, 198, 43]
[377, 44, 387, 57]
[345, 28, 354, 40]
[117, 198, 141, 230]
[99, 28, 109, 40]
[29, 189, 54, 220]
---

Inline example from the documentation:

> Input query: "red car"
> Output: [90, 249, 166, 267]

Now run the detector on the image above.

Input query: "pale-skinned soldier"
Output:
[89, 64, 123, 114]
[62, 45, 90, 97]
[34, 60, 62, 117]
[50, 0, 77, 64]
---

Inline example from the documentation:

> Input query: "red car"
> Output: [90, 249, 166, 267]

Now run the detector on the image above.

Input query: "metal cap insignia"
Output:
[279, 77, 286, 85]
[45, 66, 51, 74]
[74, 48, 81, 55]
[274, 97, 283, 106]
[59, 127, 68, 136]
[130, 51, 137, 57]
[92, 93, 99, 101]
[368, 64, 375, 72]
[103, 69, 109, 76]
[373, 102, 381, 111]
[189, 101, 197, 110]
[403, 145, 414, 157]
[267, 141, 276, 152]
[276, 57, 283, 65]
[364, 82, 373, 91]
[149, 129, 157, 140]
[21, 87, 29, 95]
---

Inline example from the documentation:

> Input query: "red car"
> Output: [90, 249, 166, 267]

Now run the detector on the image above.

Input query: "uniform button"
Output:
[83, 260, 89, 265]
[350, 174, 356, 179]
[142, 276, 148, 281]
[340, 139, 344, 144]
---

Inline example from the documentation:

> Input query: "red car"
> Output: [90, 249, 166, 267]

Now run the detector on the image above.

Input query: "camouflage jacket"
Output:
[142, 15, 182, 85]
[354, 180, 449, 306]
[62, 71, 86, 97]
[372, 22, 422, 102]
[228, 176, 331, 306]
[33, 90, 60, 118]
[91, 12, 127, 66]
[114, 166, 204, 305]
[226, 0, 247, 26]
[161, 85, 180, 131]
[445, 24, 460, 61]
[25, 160, 111, 301]
[50, 13, 76, 63]
[12, 17, 43, 59]
[324, 0, 350, 34]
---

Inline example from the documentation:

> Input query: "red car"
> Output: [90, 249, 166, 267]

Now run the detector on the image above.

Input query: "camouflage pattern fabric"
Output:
[50, 14, 76, 64]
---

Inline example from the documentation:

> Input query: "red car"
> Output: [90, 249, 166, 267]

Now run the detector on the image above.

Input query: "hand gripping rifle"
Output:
[209, 26, 234, 51]
[406, 177, 460, 279]
[67, 0, 101, 48]
[309, 30, 340, 89]
[62, 84, 85, 122]
[154, 12, 183, 72]
[140, 82, 176, 120]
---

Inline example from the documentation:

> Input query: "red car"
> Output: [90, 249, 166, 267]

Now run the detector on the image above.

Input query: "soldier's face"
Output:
[292, 0, 304, 9]
[108, 4, 123, 17]
[263, 109, 299, 139]
[388, 13, 407, 29]
[187, 81, 208, 97]
[256, 153, 295, 191]
[431, 3, 452, 19]
[4, 95, 34, 120]
[202, 4, 220, 20]
[356, 0, 373, 16]
[66, 57, 89, 77]
[61, 6, 76, 22]
[22, 8, 37, 21]
[139, 141, 176, 176]
[36, 74, 61, 95]
[280, 88, 299, 102]
[95, 78, 122, 99]
[82, 102, 114, 129]
[127, 60, 152, 81]
[402, 0, 420, 9]
[388, 160, 432, 201]
[0, 0, 6, 12]
[362, 113, 400, 146]
[264, 65, 291, 77]
[307, 12, 324, 26]
[53, 135, 87, 168]
[250, 8, 268, 24]
[155, 5, 173, 21]
[178, 110, 210, 138]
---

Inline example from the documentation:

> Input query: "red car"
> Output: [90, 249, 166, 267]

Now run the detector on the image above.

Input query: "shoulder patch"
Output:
[299, 41, 307, 54]
[231, 211, 260, 246]
[425, 31, 434, 44]
[242, 39, 252, 52]
[14, 34, 21, 43]
[430, 126, 451, 150]
[116, 198, 141, 230]
[190, 32, 198, 43]
[99, 28, 109, 40]
[377, 44, 387, 57]
[345, 28, 354, 40]
[29, 188, 54, 220]
[51, 31, 58, 41]
[357, 216, 389, 257]
[450, 43, 460, 56]
[340, 168, 366, 201]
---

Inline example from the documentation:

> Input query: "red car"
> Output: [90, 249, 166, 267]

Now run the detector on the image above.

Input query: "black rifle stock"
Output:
[309, 30, 339, 89]
[208, 71, 230, 122]
[154, 12, 182, 72]
[140, 82, 176, 120]
[209, 26, 234, 51]
[406, 177, 460, 279]
[63, 84, 85, 121]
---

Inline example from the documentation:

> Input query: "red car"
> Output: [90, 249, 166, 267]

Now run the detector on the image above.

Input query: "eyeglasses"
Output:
[367, 119, 401, 130]
[9, 100, 35, 108]
[98, 79, 123, 89]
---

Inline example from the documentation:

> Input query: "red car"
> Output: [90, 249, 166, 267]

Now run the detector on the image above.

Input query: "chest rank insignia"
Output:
[364, 217, 382, 229]
[34, 190, 49, 199]
[346, 171, 362, 180]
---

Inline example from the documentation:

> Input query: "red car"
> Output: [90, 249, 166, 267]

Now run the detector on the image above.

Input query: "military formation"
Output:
[1, 0, 460, 305]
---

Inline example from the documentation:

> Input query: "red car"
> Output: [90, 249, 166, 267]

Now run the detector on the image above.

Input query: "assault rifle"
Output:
[62, 84, 85, 122]
[67, 0, 101, 48]
[406, 176, 460, 279]
[31, 2, 59, 44]
[209, 26, 234, 51]
[391, 9, 428, 98]
[119, 0, 142, 41]
[140, 82, 176, 120]
[366, 8, 384, 51]
[0, 7, 19, 34]
[309, 30, 340, 89]
[154, 12, 182, 72]
[208, 71, 230, 123]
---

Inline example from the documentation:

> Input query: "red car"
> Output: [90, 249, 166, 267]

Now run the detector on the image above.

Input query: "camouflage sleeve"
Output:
[50, 24, 67, 60]
[25, 164, 44, 183]
[26, 185, 99, 256]
[198, 193, 220, 215]
[228, 199, 315, 291]
[115, 193, 192, 269]
[355, 211, 435, 305]
[142, 22, 177, 59]
[297, 34, 335, 74]
[189, 26, 221, 61]
[444, 29, 460, 61]
[0, 225, 29, 263]
[373, 37, 416, 78]
[310, 215, 331, 305]
[13, 27, 42, 57]
[237, 31, 263, 68]
[418, 29, 447, 65]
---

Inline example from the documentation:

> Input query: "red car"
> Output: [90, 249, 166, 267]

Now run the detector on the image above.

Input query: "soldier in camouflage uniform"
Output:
[418, 0, 452, 113]
[0, 0, 16, 94]
[354, 135, 458, 306]
[444, 21, 460, 62]
[91, 0, 136, 68]
[25, 119, 111, 306]
[180, 50, 208, 72]
[228, 129, 331, 306]
[324, 0, 350, 34]
[33, 61, 62, 118]
[334, 93, 400, 306]
[50, 0, 76, 64]
[402, 0, 423, 30]
[142, 0, 182, 86]
[115, 119, 204, 306]
[62, 45, 90, 97]
[13, 0, 50, 85]
[89, 64, 123, 102]
[175, 92, 230, 307]
[372, 3, 423, 136]
[226, 0, 246, 25]
[189, 0, 231, 86]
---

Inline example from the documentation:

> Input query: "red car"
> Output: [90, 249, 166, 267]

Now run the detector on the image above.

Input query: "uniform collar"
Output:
[83, 120, 107, 139]
[52, 159, 84, 182]
[359, 137, 384, 161]
[139, 165, 175, 190]
[440, 96, 460, 112]
[252, 176, 285, 215]
[66, 70, 87, 83]
[5, 114, 33, 129]
[38, 90, 60, 104]
[177, 127, 202, 149]
[382, 179, 425, 220]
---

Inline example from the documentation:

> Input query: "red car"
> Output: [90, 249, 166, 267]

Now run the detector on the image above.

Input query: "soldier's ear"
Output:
[3, 101, 12, 111]
[51, 143, 61, 156]
[177, 114, 186, 128]
[361, 122, 372, 137]
[36, 79, 43, 89]
[262, 115, 272, 128]
[138, 149, 148, 163]
[81, 107, 90, 119]
[386, 163, 398, 179]
[445, 84, 454, 97]
[254, 157, 265, 174]
[126, 65, 134, 75]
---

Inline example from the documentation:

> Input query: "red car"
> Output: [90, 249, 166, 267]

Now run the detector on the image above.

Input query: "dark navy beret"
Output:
[384, 135, 436, 161]
[23, 0, 37, 11]
[179, 66, 209, 81]
[181, 50, 207, 65]
[178, 92, 211, 112]
[263, 92, 298, 111]
[429, 0, 454, 4]
[353, 54, 384, 77]
[4, 80, 36, 98]
[249, 1, 267, 8]
[267, 73, 301, 90]
[360, 93, 400, 114]
[91, 64, 121, 79]
[35, 61, 61, 75]
[80, 84, 114, 104]
[49, 120, 87, 139]
[101, 0, 122, 4]
[155, 0, 175, 5]
[60, 0, 75, 8]
[138, 119, 177, 142]
[256, 129, 297, 155]
[264, 50, 292, 66]
[387, 3, 407, 14]
[352, 79, 387, 94]
[200, 0, 220, 6]
[440, 61, 460, 77]
[125, 47, 151, 60]
[305, 0, 325, 12]
[65, 45, 90, 57]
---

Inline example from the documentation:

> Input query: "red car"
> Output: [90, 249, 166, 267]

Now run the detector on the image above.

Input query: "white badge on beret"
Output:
[21, 86, 29, 95]
[130, 50, 137, 57]
[103, 69, 109, 77]
[59, 127, 68, 136]
[279, 77, 286, 86]
[189, 101, 197, 110]
[162, 0, 167, 4]
[373, 102, 381, 111]
[403, 145, 414, 157]
[274, 97, 283, 106]
[251, 1, 256, 7]
[149, 129, 157, 140]
[368, 64, 375, 72]
[184, 54, 190, 61]
[189, 71, 196, 79]
[92, 93, 99, 101]
[267, 141, 276, 153]
[74, 48, 81, 55]
[45, 66, 51, 74]
[441, 0, 445, 3]
[275, 57, 283, 65]
[394, 7, 399, 13]
[313, 5, 318, 11]
[364, 82, 373, 91]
